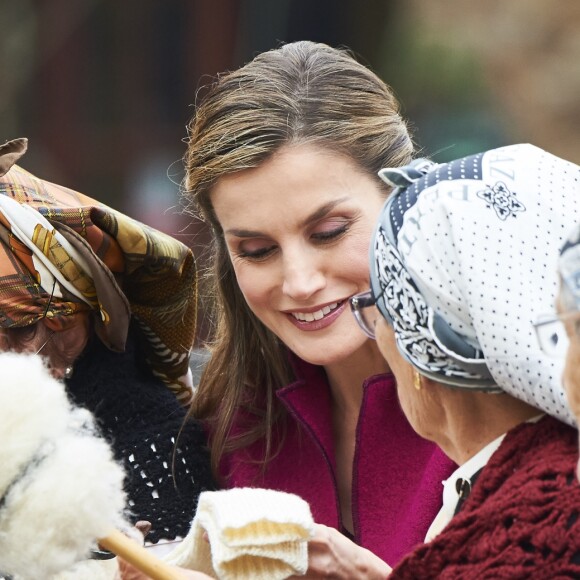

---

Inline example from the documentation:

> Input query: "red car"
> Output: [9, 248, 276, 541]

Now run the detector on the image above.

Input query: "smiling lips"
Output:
[291, 302, 340, 322]
[286, 300, 347, 331]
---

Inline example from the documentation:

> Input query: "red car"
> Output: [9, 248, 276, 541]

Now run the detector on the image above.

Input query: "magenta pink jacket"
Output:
[219, 358, 455, 567]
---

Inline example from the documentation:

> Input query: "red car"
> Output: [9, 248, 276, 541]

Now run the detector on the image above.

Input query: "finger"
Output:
[118, 558, 146, 580]
[135, 520, 152, 540]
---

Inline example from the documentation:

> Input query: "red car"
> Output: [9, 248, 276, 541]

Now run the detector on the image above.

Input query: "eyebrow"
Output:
[225, 197, 350, 238]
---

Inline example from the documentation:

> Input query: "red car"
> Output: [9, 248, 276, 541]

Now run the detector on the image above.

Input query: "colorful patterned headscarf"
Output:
[370, 143, 580, 424]
[0, 138, 197, 402]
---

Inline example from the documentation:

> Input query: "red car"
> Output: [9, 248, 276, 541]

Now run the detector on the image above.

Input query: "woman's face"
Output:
[374, 317, 443, 441]
[210, 144, 386, 368]
[562, 322, 580, 423]
[0, 315, 90, 380]
[559, 296, 580, 480]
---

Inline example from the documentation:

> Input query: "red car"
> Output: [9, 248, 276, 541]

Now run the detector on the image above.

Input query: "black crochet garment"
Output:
[66, 322, 216, 544]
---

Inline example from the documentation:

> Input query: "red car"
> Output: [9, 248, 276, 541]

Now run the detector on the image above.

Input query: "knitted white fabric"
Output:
[371, 144, 580, 424]
[164, 488, 314, 580]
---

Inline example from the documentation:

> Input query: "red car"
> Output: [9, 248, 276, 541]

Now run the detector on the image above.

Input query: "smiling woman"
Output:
[182, 40, 455, 575]
[211, 144, 385, 366]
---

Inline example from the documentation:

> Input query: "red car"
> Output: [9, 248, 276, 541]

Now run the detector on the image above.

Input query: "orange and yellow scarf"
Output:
[0, 138, 197, 402]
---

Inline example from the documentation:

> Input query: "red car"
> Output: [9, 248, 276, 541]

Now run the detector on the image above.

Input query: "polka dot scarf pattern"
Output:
[371, 144, 580, 423]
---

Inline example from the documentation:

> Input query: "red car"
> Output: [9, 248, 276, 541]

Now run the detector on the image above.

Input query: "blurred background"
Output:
[2, 0, 579, 347]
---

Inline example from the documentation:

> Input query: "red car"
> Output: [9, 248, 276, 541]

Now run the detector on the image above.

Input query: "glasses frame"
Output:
[533, 309, 580, 357]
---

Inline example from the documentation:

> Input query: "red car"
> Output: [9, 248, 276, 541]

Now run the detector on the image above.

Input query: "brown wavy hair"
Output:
[183, 41, 414, 476]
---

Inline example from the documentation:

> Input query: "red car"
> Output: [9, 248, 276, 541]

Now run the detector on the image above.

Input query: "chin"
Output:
[287, 339, 339, 364]
[294, 350, 345, 367]
[276, 317, 369, 367]
[289, 338, 368, 368]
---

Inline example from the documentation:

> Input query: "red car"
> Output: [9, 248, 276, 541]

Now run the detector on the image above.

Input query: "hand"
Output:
[289, 523, 391, 579]
[111, 522, 214, 580]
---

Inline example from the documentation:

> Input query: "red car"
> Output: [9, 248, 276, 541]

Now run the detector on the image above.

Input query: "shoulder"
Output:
[450, 417, 580, 565]
[392, 417, 580, 577]
[466, 417, 577, 507]
[496, 415, 577, 467]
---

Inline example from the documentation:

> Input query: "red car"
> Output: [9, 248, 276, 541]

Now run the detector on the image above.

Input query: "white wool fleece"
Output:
[0, 352, 127, 580]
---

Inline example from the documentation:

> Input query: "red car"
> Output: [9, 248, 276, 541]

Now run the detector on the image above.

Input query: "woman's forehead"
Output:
[210, 145, 380, 230]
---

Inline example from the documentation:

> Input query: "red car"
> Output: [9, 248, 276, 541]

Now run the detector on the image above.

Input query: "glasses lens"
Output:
[350, 291, 379, 339]
[535, 320, 570, 358]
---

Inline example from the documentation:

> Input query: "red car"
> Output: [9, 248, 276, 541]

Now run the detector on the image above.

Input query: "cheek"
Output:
[337, 229, 373, 281]
[577, 432, 580, 483]
[563, 347, 580, 423]
[375, 321, 408, 384]
[375, 320, 394, 364]
[231, 263, 274, 313]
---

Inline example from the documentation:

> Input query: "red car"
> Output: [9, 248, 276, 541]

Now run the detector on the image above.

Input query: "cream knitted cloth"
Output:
[164, 488, 314, 579]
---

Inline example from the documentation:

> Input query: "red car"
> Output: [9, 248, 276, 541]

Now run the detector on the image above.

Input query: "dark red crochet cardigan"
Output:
[391, 416, 580, 579]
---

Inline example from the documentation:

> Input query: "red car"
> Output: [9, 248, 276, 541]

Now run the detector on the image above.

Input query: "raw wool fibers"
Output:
[0, 352, 127, 580]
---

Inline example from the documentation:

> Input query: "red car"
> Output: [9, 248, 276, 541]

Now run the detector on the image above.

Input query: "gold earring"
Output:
[413, 369, 422, 391]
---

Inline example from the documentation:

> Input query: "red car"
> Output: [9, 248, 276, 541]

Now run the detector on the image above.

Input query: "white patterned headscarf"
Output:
[370, 144, 580, 424]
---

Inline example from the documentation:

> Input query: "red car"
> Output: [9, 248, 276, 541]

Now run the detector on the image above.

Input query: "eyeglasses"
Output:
[350, 290, 381, 339]
[533, 310, 580, 358]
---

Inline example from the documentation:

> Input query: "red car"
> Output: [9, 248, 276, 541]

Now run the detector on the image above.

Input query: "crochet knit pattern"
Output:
[66, 323, 216, 544]
[391, 416, 580, 579]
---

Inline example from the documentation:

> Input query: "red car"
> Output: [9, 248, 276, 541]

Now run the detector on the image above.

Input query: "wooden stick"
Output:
[99, 529, 189, 580]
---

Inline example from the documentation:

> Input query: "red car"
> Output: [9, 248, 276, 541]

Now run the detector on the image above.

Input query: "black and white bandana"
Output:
[371, 144, 580, 423]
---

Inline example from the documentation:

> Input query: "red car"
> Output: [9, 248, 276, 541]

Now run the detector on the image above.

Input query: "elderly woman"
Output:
[0, 138, 215, 554]
[350, 143, 580, 576]
[554, 224, 580, 480]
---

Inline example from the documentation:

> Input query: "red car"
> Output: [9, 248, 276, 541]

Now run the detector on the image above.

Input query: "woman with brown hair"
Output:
[183, 40, 454, 574]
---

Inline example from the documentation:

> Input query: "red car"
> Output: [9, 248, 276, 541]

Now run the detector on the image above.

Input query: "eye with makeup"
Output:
[235, 238, 278, 261]
[310, 217, 351, 243]
[232, 217, 353, 262]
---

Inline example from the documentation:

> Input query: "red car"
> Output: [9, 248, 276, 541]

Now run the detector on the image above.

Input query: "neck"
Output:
[324, 340, 389, 414]
[431, 388, 542, 465]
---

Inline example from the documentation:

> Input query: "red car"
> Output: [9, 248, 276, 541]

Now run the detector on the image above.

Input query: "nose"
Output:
[281, 249, 326, 301]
